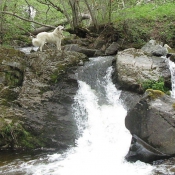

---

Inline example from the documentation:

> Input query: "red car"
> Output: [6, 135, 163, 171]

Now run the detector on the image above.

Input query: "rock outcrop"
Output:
[0, 48, 88, 150]
[115, 41, 171, 93]
[125, 90, 175, 162]
[112, 40, 175, 163]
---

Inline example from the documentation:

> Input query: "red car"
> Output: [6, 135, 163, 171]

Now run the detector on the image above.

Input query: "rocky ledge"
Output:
[0, 47, 88, 150]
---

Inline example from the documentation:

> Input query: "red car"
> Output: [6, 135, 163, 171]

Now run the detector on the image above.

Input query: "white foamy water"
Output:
[0, 57, 154, 175]
[168, 58, 175, 98]
[18, 47, 38, 54]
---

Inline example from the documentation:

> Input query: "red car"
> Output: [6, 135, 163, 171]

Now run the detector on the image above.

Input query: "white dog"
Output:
[32, 26, 64, 51]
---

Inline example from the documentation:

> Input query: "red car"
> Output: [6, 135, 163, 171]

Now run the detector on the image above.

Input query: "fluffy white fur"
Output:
[32, 26, 64, 51]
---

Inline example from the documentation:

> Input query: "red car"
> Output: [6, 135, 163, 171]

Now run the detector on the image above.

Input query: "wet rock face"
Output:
[0, 48, 88, 150]
[125, 135, 169, 163]
[20, 50, 87, 149]
[125, 91, 175, 162]
[22, 73, 79, 149]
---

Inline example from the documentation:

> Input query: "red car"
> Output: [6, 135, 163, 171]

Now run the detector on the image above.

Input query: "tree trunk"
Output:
[83, 0, 98, 31]
[69, 0, 80, 29]
[62, 1, 72, 28]
[0, 0, 8, 45]
[108, 0, 112, 23]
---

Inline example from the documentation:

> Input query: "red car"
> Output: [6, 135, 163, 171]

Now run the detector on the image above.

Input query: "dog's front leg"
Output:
[40, 43, 44, 51]
[56, 40, 61, 50]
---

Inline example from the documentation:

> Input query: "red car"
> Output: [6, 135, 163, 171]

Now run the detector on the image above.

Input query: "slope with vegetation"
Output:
[0, 0, 174, 49]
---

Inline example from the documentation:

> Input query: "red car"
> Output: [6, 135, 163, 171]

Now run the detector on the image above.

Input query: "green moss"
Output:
[0, 47, 25, 59]
[50, 70, 61, 83]
[0, 98, 10, 106]
[0, 88, 18, 101]
[146, 89, 165, 100]
[0, 121, 44, 150]
[51, 55, 84, 82]
[172, 103, 175, 110]
[5, 70, 23, 87]
[0, 48, 25, 88]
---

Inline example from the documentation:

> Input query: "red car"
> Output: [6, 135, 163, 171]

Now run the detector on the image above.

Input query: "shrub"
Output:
[141, 77, 169, 94]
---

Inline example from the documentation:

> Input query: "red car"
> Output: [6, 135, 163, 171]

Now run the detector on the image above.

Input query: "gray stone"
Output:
[125, 90, 175, 158]
[0, 48, 88, 150]
[141, 39, 167, 56]
[105, 42, 119, 55]
[125, 135, 169, 163]
[115, 48, 171, 93]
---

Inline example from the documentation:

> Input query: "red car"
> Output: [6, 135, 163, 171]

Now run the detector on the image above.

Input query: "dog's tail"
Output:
[32, 38, 40, 47]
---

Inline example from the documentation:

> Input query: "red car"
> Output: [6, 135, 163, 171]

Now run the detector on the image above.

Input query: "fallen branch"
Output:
[31, 14, 91, 35]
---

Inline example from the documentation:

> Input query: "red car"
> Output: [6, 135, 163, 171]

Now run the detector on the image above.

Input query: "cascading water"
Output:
[0, 56, 155, 175]
[167, 58, 175, 98]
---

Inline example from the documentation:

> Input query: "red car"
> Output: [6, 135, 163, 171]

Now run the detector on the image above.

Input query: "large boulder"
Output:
[0, 48, 88, 150]
[115, 47, 171, 93]
[125, 89, 175, 162]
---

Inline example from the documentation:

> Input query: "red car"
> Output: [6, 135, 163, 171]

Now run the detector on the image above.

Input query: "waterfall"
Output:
[167, 58, 175, 98]
[0, 56, 154, 175]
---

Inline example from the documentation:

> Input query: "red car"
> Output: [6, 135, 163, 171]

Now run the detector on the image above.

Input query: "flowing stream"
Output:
[0, 55, 169, 175]
[168, 58, 175, 98]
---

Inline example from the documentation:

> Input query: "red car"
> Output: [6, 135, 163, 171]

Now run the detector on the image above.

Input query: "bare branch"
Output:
[47, 0, 64, 14]
[0, 11, 55, 29]
[0, 10, 91, 36]
[36, 0, 65, 14]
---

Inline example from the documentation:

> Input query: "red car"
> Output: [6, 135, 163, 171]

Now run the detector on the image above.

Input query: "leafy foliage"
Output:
[1, 0, 65, 44]
[141, 77, 169, 94]
[1, 0, 175, 46]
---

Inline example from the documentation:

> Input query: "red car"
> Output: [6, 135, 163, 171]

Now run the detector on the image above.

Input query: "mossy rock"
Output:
[0, 120, 44, 150]
[146, 89, 165, 100]
[0, 87, 19, 101]
[4, 70, 23, 87]
[0, 98, 10, 106]
[0, 105, 46, 150]
[0, 47, 26, 87]
[0, 47, 25, 60]
[172, 103, 175, 110]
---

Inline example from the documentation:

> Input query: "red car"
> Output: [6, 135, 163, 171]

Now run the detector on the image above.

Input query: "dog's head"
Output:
[57, 25, 64, 31]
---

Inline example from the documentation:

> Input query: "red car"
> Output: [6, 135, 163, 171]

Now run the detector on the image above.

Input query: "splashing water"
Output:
[167, 58, 175, 98]
[0, 57, 154, 175]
